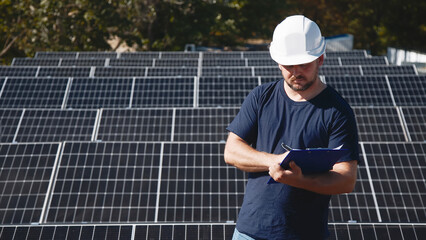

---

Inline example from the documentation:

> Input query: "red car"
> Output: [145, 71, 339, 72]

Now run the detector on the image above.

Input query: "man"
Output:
[224, 15, 359, 239]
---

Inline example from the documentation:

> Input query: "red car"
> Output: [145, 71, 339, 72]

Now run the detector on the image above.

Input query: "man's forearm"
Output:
[224, 132, 283, 172]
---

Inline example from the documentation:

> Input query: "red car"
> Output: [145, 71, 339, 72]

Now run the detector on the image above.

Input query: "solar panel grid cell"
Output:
[147, 67, 198, 77]
[93, 67, 147, 77]
[325, 76, 394, 106]
[388, 75, 426, 106]
[401, 107, 426, 142]
[47, 142, 161, 223]
[61, 59, 106, 67]
[37, 67, 91, 77]
[132, 77, 194, 107]
[0, 109, 22, 142]
[0, 67, 38, 77]
[16, 109, 97, 142]
[0, 77, 68, 108]
[97, 109, 174, 141]
[66, 77, 133, 109]
[353, 107, 406, 141]
[109, 59, 154, 67]
[198, 77, 258, 107]
[0, 143, 59, 224]
[12, 58, 60, 66]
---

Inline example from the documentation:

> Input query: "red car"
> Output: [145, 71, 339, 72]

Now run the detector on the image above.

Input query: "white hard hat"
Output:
[269, 15, 326, 66]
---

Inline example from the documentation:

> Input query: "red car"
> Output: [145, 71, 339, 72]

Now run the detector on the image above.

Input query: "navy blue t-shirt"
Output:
[227, 79, 359, 240]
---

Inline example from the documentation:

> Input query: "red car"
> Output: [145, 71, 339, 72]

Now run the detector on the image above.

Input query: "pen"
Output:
[281, 143, 293, 151]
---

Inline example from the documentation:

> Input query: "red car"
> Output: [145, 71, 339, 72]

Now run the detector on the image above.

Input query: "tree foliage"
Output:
[1, 0, 425, 64]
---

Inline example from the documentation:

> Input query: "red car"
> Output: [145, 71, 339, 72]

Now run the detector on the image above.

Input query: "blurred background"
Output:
[1, 0, 425, 64]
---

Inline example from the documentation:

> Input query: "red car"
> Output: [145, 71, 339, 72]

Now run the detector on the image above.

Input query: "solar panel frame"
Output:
[60, 59, 106, 67]
[362, 142, 426, 223]
[325, 50, 367, 58]
[388, 75, 426, 106]
[37, 67, 91, 77]
[400, 106, 426, 142]
[173, 107, 239, 142]
[132, 77, 195, 108]
[15, 109, 97, 142]
[341, 56, 388, 66]
[353, 107, 407, 142]
[93, 67, 147, 77]
[109, 59, 154, 67]
[120, 52, 160, 59]
[0, 77, 69, 108]
[46, 142, 162, 223]
[11, 58, 60, 66]
[97, 108, 174, 142]
[362, 65, 417, 75]
[0, 109, 23, 143]
[147, 67, 198, 77]
[155, 59, 199, 67]
[157, 142, 245, 223]
[198, 77, 258, 107]
[0, 67, 38, 77]
[66, 77, 133, 109]
[0, 143, 60, 224]
[35, 52, 77, 59]
[324, 76, 394, 106]
[202, 59, 246, 67]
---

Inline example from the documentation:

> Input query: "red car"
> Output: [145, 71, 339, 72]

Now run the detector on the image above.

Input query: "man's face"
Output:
[279, 56, 323, 91]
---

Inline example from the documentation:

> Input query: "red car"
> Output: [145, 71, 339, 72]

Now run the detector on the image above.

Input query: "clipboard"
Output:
[267, 148, 349, 184]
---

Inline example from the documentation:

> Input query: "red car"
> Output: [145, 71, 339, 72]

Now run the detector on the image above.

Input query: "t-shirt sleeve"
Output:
[328, 109, 360, 163]
[226, 88, 259, 145]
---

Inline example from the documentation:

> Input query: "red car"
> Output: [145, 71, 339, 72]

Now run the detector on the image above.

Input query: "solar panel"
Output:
[0, 67, 38, 77]
[254, 66, 281, 76]
[161, 52, 199, 59]
[77, 52, 117, 59]
[0, 109, 22, 142]
[198, 77, 258, 107]
[60, 59, 106, 67]
[0, 225, 133, 240]
[247, 58, 276, 67]
[15, 109, 97, 142]
[147, 67, 198, 77]
[37, 67, 91, 77]
[320, 66, 362, 76]
[46, 142, 162, 223]
[324, 76, 394, 106]
[362, 142, 426, 223]
[202, 67, 252, 77]
[362, 65, 417, 75]
[93, 67, 147, 77]
[1, 223, 425, 240]
[109, 59, 154, 67]
[0, 77, 68, 108]
[12, 58, 60, 66]
[325, 50, 367, 58]
[173, 108, 239, 141]
[97, 109, 174, 141]
[0, 143, 60, 224]
[401, 107, 426, 142]
[243, 52, 270, 58]
[203, 52, 242, 59]
[66, 77, 133, 109]
[388, 75, 426, 106]
[132, 77, 194, 107]
[202, 59, 246, 67]
[155, 59, 199, 67]
[35, 52, 77, 58]
[323, 58, 341, 66]
[353, 107, 407, 142]
[341, 57, 388, 65]
[120, 52, 160, 59]
[157, 143, 245, 222]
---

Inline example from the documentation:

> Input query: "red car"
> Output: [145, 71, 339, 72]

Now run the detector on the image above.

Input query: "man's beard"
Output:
[285, 75, 316, 91]
[285, 67, 319, 91]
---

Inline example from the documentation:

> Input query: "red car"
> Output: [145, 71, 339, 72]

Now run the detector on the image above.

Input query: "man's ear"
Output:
[317, 55, 325, 66]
